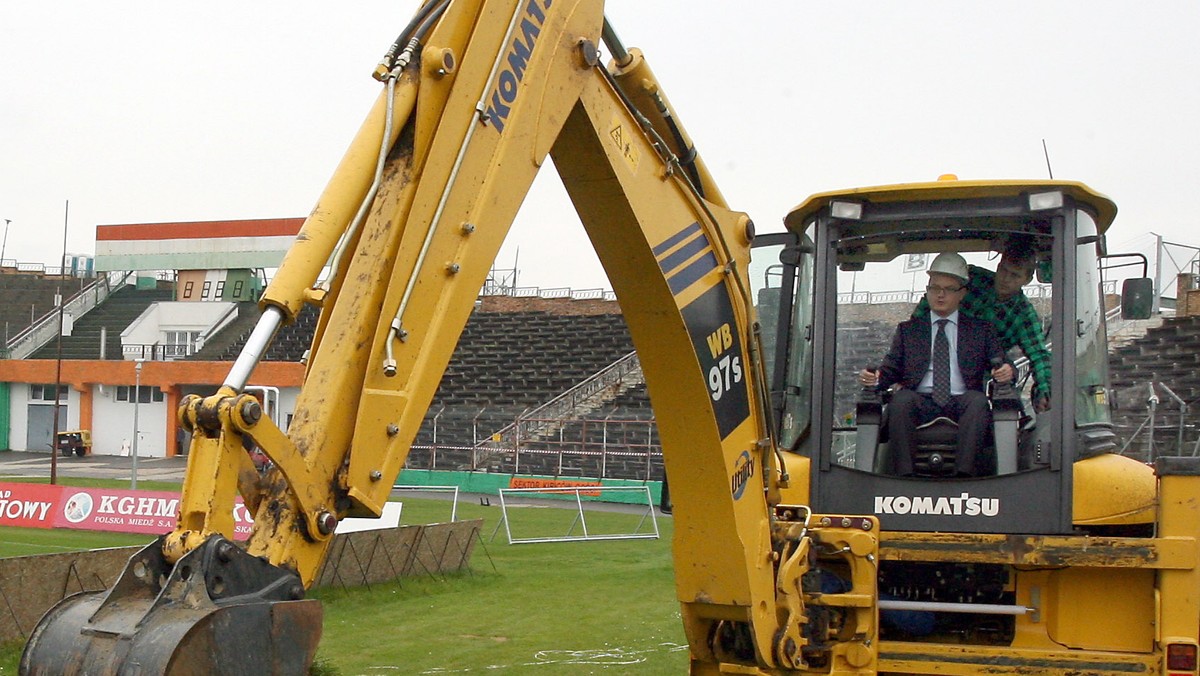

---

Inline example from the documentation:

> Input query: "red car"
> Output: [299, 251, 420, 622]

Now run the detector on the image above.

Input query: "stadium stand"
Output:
[195, 296, 653, 479]
[0, 271, 87, 347]
[189, 302, 260, 360]
[205, 304, 320, 363]
[29, 286, 174, 360]
[1109, 314, 1200, 459]
[411, 309, 641, 476]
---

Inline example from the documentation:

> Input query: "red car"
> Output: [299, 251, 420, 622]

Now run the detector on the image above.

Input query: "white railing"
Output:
[482, 351, 642, 448]
[195, 302, 243, 352]
[478, 278, 617, 301]
[4, 270, 135, 359]
[122, 343, 193, 361]
[836, 283, 1058, 306]
[505, 286, 616, 301]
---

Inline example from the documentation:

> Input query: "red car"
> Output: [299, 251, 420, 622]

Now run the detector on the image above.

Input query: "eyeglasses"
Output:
[925, 284, 965, 296]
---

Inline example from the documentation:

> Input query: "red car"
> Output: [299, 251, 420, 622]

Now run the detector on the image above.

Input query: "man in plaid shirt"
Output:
[913, 237, 1051, 412]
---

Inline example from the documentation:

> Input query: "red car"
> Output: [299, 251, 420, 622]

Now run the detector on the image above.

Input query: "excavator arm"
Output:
[23, 1, 878, 673]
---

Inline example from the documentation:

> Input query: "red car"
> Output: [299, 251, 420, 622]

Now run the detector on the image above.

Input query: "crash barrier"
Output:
[490, 485, 659, 544]
[315, 518, 480, 589]
[0, 519, 481, 645]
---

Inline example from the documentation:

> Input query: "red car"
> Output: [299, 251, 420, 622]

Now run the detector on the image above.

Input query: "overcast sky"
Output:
[3, 2, 1198, 292]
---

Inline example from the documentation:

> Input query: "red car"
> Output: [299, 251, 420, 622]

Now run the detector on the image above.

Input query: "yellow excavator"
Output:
[21, 0, 1199, 674]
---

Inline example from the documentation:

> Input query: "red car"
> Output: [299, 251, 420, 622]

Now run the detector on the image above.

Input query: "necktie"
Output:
[932, 318, 951, 407]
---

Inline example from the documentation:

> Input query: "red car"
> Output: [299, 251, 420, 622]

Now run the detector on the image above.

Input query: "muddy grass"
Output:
[0, 493, 685, 674]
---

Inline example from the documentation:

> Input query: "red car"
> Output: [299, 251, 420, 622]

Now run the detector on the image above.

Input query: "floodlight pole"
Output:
[1, 218, 10, 264]
[1152, 232, 1163, 315]
[132, 359, 144, 489]
[51, 204, 68, 484]
[50, 285, 63, 485]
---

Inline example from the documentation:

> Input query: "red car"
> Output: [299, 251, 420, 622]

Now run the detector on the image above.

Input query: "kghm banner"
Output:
[0, 482, 253, 539]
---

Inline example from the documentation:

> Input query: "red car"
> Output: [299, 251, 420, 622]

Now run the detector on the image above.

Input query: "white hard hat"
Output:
[928, 252, 969, 284]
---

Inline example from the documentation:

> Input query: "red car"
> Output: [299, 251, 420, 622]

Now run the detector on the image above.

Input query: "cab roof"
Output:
[784, 178, 1117, 234]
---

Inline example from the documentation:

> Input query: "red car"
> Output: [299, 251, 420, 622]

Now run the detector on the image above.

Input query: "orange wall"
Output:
[1, 360, 304, 456]
[0, 360, 304, 388]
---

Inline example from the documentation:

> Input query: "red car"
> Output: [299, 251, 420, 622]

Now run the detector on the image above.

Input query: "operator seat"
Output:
[908, 417, 962, 477]
[856, 384, 1020, 477]
[870, 409, 985, 477]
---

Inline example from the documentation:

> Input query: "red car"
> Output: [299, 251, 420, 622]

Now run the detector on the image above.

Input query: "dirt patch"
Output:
[458, 634, 509, 643]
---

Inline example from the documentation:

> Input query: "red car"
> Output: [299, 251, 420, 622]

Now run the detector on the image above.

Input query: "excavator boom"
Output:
[23, 0, 880, 673]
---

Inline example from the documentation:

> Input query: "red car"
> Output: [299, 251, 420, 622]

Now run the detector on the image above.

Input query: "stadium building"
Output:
[0, 218, 662, 484]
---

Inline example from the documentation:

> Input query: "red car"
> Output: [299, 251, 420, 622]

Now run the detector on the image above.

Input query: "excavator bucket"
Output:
[21, 535, 321, 675]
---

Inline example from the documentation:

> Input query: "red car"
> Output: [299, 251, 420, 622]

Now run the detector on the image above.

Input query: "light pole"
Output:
[132, 359, 144, 489]
[1, 218, 10, 264]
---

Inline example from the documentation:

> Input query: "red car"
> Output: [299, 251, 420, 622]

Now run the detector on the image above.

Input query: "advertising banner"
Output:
[508, 476, 602, 497]
[0, 483, 61, 529]
[58, 486, 255, 539]
[0, 481, 253, 539]
[0, 482, 401, 538]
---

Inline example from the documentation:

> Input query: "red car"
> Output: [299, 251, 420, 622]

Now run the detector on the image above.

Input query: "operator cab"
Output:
[749, 179, 1152, 534]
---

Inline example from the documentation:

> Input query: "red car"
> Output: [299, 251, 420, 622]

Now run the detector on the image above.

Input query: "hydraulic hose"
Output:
[382, 0, 529, 375]
[377, 0, 452, 76]
[326, 0, 451, 289]
[601, 17, 702, 197]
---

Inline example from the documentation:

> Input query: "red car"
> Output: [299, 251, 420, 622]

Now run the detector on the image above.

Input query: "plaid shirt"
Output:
[913, 264, 1051, 401]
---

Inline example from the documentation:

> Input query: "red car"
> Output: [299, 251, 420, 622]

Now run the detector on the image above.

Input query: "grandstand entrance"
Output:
[25, 403, 61, 453]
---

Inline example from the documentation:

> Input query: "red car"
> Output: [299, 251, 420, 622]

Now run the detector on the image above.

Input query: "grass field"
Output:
[0, 476, 172, 558]
[0, 479, 687, 674]
[0, 525, 151, 558]
[1, 476, 184, 492]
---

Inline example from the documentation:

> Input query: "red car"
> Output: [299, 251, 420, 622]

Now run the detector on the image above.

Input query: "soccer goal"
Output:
[390, 484, 461, 523]
[490, 485, 660, 545]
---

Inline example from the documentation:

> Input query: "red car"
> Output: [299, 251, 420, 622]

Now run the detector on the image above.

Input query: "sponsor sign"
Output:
[1, 482, 407, 539]
[57, 486, 255, 539]
[0, 481, 254, 539]
[508, 477, 602, 497]
[0, 484, 60, 528]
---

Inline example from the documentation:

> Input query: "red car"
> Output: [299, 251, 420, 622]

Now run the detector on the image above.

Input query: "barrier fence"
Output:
[412, 410, 662, 482]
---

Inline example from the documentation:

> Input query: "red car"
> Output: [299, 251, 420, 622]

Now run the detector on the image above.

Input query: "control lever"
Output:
[854, 367, 884, 473]
[989, 357, 1022, 474]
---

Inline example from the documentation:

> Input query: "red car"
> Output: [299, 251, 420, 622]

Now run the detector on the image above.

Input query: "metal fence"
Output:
[122, 343, 193, 360]
[409, 408, 662, 482]
[1116, 381, 1200, 461]
[488, 352, 641, 447]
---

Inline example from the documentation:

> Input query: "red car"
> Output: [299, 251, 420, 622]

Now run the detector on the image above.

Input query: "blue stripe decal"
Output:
[652, 222, 702, 258]
[659, 233, 710, 276]
[668, 250, 718, 295]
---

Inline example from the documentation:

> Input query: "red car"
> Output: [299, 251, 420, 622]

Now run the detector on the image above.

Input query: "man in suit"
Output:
[911, 235, 1051, 413]
[859, 252, 1013, 477]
